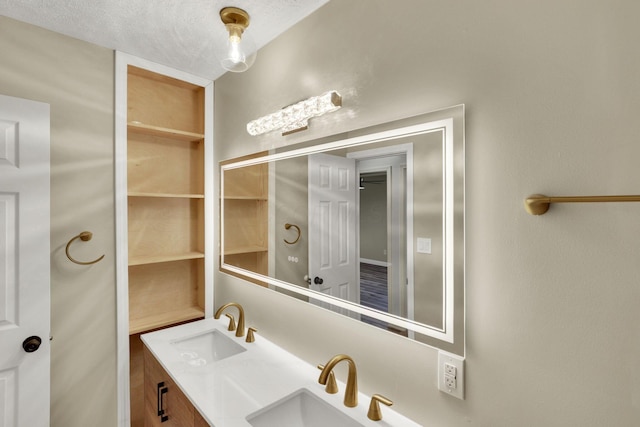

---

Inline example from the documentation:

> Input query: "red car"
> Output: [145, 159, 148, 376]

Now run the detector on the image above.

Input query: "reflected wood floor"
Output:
[360, 263, 389, 330]
[360, 263, 407, 336]
[360, 262, 388, 312]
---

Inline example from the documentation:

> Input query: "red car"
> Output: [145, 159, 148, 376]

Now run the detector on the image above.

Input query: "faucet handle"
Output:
[367, 394, 393, 421]
[246, 327, 257, 343]
[317, 364, 338, 394]
[225, 313, 236, 331]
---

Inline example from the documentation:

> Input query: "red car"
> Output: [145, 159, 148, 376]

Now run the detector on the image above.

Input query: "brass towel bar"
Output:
[65, 231, 105, 265]
[524, 194, 640, 215]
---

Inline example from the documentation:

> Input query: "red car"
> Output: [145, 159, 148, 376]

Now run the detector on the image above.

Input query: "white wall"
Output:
[0, 17, 117, 427]
[215, 0, 640, 425]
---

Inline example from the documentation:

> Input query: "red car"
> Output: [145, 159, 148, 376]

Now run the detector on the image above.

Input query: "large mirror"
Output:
[220, 105, 464, 353]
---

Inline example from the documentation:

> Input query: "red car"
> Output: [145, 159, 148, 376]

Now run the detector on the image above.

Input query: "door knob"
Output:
[314, 276, 324, 285]
[22, 336, 42, 353]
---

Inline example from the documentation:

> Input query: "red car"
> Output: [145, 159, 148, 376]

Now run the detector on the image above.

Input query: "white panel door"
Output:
[308, 153, 357, 315]
[0, 94, 50, 427]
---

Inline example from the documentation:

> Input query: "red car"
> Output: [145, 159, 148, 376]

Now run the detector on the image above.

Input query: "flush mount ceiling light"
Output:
[218, 7, 256, 73]
[246, 91, 342, 136]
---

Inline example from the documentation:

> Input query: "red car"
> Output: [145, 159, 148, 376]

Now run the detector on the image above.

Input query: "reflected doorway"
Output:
[350, 146, 412, 336]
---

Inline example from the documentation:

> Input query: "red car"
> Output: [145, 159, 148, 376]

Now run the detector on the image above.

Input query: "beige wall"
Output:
[0, 17, 116, 427]
[274, 156, 310, 289]
[215, 0, 640, 426]
[3, 0, 640, 425]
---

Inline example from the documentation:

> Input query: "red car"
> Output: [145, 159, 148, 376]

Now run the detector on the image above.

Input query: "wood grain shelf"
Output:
[224, 246, 268, 256]
[223, 196, 268, 201]
[127, 121, 204, 142]
[129, 252, 204, 266]
[129, 192, 204, 199]
[129, 307, 204, 335]
[125, 63, 209, 426]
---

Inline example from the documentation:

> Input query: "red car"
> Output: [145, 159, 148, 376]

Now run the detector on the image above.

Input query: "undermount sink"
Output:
[171, 329, 245, 366]
[246, 388, 364, 427]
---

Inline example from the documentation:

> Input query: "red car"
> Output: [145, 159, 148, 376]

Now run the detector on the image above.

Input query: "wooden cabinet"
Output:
[127, 65, 207, 333]
[221, 154, 269, 284]
[194, 410, 210, 427]
[144, 347, 209, 427]
[116, 54, 212, 427]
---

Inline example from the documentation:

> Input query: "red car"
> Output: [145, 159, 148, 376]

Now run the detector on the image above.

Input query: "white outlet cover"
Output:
[438, 350, 464, 399]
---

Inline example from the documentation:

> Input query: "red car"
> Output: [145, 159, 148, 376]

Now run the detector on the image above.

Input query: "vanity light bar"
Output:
[246, 91, 342, 136]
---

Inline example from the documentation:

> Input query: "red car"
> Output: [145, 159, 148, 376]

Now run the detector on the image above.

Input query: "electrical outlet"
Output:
[438, 351, 464, 399]
[444, 373, 456, 389]
[444, 363, 457, 376]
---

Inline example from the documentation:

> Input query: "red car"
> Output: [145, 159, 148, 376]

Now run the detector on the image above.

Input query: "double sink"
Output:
[142, 316, 420, 426]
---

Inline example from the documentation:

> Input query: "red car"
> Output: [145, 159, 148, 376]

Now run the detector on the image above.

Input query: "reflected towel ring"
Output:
[284, 223, 301, 245]
[65, 231, 105, 265]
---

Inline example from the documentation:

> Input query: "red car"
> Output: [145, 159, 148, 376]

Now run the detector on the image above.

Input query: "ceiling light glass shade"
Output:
[218, 7, 256, 73]
[247, 91, 342, 136]
[220, 29, 257, 72]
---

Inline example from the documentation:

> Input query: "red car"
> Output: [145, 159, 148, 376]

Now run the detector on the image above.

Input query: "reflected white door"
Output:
[0, 94, 50, 427]
[308, 153, 357, 315]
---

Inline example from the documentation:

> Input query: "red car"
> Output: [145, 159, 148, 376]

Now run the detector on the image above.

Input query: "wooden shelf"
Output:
[129, 307, 204, 335]
[223, 196, 268, 201]
[127, 197, 204, 260]
[224, 246, 268, 256]
[125, 63, 209, 426]
[127, 122, 204, 142]
[129, 192, 204, 199]
[129, 252, 204, 266]
[220, 153, 269, 280]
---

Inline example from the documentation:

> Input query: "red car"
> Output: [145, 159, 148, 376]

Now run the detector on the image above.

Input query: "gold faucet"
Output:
[367, 394, 393, 421]
[214, 302, 245, 337]
[317, 364, 338, 394]
[318, 354, 358, 407]
[225, 313, 236, 331]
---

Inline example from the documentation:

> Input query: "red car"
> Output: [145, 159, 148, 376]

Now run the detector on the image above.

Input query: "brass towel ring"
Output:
[284, 223, 301, 245]
[65, 231, 105, 265]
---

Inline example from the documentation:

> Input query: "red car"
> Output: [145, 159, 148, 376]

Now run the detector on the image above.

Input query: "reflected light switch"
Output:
[417, 237, 431, 254]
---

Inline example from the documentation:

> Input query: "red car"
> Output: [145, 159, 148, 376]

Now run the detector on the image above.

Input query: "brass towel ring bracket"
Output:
[525, 194, 640, 215]
[65, 231, 105, 265]
[284, 223, 301, 245]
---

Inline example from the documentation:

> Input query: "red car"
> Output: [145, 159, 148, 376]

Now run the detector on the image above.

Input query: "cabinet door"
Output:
[144, 347, 194, 427]
[194, 410, 210, 427]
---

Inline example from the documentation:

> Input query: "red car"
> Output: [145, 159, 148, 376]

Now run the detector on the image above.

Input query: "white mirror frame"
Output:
[221, 106, 464, 346]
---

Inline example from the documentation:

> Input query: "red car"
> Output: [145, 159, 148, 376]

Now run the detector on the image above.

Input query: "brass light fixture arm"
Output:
[65, 231, 105, 265]
[284, 223, 301, 245]
[524, 194, 640, 215]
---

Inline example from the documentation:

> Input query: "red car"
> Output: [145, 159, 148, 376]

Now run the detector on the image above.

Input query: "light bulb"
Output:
[228, 35, 243, 64]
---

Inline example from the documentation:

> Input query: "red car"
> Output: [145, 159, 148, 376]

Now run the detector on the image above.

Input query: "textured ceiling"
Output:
[0, 0, 329, 80]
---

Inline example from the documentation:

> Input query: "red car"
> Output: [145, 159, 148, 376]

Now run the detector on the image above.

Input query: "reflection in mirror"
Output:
[220, 105, 464, 353]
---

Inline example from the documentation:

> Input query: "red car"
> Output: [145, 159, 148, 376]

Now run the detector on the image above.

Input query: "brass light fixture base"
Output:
[220, 7, 250, 30]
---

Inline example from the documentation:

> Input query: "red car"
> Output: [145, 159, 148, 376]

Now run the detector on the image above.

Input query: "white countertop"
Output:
[141, 317, 422, 427]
